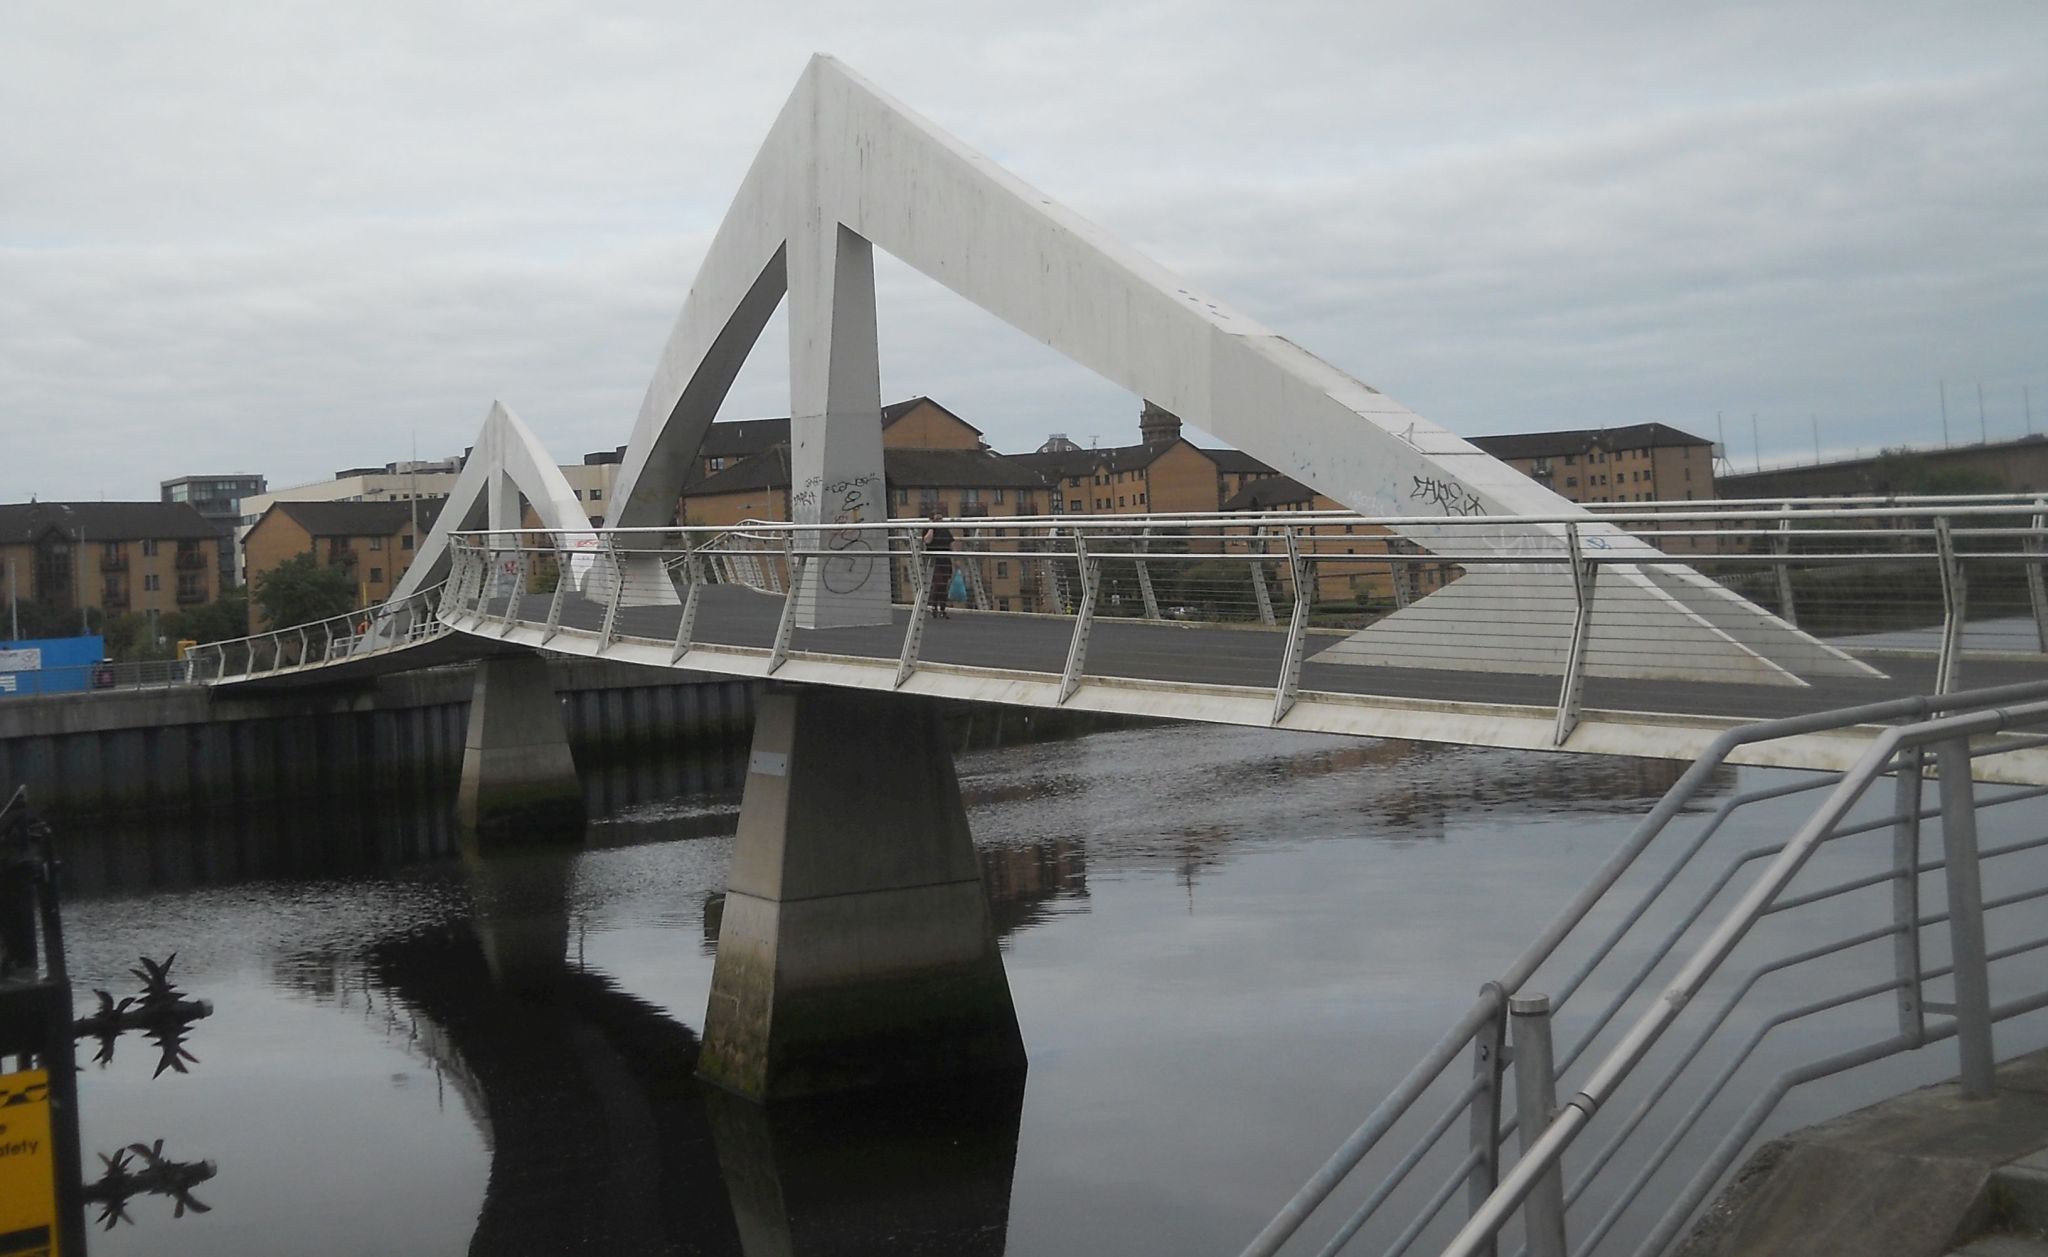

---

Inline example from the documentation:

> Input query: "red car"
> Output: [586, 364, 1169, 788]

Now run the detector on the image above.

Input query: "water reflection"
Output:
[53, 723, 1742, 1257]
[334, 842, 1027, 1256]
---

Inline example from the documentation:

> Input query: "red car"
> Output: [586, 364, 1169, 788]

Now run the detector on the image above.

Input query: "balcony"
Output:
[176, 584, 207, 605]
[175, 549, 208, 571]
[102, 590, 130, 611]
[99, 552, 129, 572]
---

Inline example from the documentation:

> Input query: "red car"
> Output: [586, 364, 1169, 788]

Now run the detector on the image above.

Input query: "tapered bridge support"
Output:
[699, 686, 1025, 1100]
[456, 654, 585, 846]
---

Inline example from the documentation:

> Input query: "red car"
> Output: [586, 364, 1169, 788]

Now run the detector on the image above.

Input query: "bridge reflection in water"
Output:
[55, 727, 1723, 1256]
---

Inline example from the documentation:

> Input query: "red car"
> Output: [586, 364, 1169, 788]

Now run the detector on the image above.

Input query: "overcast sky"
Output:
[4, 1, 2044, 502]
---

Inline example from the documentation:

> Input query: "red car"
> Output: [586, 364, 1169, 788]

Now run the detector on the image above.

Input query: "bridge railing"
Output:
[186, 582, 450, 683]
[435, 499, 2048, 731]
[1236, 678, 2048, 1257]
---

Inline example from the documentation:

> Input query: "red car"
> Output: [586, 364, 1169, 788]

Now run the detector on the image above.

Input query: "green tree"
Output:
[252, 554, 357, 630]
[166, 589, 251, 644]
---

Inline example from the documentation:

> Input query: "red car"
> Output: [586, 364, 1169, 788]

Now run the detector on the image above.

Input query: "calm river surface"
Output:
[54, 721, 2025, 1256]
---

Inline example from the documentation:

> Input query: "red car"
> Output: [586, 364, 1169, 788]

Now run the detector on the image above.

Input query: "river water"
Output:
[52, 721, 2038, 1256]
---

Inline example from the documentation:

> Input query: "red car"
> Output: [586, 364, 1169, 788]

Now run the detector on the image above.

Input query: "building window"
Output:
[998, 597, 1011, 611]
[1137, 492, 1145, 504]
[589, 488, 602, 501]
[996, 561, 1009, 578]
[962, 488, 981, 504]
[369, 567, 384, 583]
[1118, 496, 1126, 508]
[1565, 476, 1578, 487]
[709, 457, 726, 471]
[895, 488, 908, 506]
[1565, 455, 1576, 466]
[370, 536, 384, 550]
[402, 534, 415, 550]
[994, 488, 1005, 503]
[1069, 498, 1081, 511]
[144, 574, 160, 591]
[141, 539, 158, 557]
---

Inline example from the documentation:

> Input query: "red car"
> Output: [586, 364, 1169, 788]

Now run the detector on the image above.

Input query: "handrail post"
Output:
[597, 541, 627, 650]
[671, 549, 704, 663]
[2025, 501, 2047, 654]
[1510, 994, 1568, 1257]
[1251, 526, 1277, 625]
[1935, 735, 1996, 1098]
[768, 533, 805, 675]
[1892, 747, 1926, 1044]
[1935, 516, 1966, 694]
[1553, 524, 1597, 747]
[1136, 525, 1162, 620]
[1273, 527, 1312, 725]
[896, 526, 930, 688]
[1466, 986, 1509, 1257]
[499, 546, 527, 636]
[1773, 502, 1798, 627]
[541, 543, 570, 645]
[1058, 532, 1100, 704]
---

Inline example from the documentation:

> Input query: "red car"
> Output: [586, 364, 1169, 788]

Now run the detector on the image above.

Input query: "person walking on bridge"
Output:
[923, 513, 955, 619]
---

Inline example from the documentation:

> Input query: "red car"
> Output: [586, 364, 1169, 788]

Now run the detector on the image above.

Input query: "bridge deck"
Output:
[211, 586, 2048, 782]
[509, 586, 2048, 780]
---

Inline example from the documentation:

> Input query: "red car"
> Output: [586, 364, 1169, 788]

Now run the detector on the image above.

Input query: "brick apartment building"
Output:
[0, 501, 224, 623]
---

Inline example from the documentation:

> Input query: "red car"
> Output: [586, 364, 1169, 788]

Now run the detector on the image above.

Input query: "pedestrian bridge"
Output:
[185, 498, 2048, 783]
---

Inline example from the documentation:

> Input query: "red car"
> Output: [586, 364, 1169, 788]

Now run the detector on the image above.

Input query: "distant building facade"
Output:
[0, 501, 223, 622]
[242, 499, 446, 627]
[1717, 435, 2048, 499]
[1011, 403, 1275, 516]
[162, 473, 266, 588]
[1220, 476, 1458, 605]
[1469, 423, 1716, 504]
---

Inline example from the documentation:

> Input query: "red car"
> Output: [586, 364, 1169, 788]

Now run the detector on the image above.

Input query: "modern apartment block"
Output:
[0, 501, 223, 622]
[161, 473, 267, 588]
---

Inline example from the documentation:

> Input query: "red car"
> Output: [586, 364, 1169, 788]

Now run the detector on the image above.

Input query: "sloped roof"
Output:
[1202, 448, 1278, 475]
[699, 417, 791, 460]
[268, 498, 446, 538]
[692, 397, 982, 465]
[1010, 439, 1274, 481]
[1009, 442, 1167, 479]
[688, 445, 1043, 496]
[1469, 422, 1711, 461]
[884, 448, 1046, 489]
[882, 396, 983, 435]
[0, 501, 223, 544]
[1222, 476, 1317, 512]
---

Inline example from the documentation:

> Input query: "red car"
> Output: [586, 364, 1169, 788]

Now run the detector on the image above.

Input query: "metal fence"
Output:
[1237, 679, 2048, 1257]
[430, 497, 2048, 739]
[182, 582, 451, 683]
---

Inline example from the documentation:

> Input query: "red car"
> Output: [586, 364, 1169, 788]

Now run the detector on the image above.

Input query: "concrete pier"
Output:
[698, 687, 1025, 1100]
[456, 655, 584, 843]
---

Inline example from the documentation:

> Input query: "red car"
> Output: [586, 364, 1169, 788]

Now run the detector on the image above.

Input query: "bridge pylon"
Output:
[699, 686, 1025, 1100]
[456, 655, 585, 845]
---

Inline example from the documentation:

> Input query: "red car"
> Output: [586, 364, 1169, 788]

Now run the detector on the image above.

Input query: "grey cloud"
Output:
[3, 1, 2044, 496]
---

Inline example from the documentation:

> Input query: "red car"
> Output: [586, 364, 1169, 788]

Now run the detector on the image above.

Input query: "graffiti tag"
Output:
[1410, 474, 1486, 518]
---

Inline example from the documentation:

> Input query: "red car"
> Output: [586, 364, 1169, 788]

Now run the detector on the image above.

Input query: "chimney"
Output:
[1140, 401, 1183, 448]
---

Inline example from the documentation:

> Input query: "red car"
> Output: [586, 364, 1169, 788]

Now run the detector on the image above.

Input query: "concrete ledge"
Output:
[1679, 1052, 2048, 1257]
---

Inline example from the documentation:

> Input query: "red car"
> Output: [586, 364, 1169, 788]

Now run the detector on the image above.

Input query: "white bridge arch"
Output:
[400, 55, 1872, 686]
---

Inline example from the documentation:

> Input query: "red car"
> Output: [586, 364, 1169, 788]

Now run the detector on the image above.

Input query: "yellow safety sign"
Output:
[0, 1068, 57, 1257]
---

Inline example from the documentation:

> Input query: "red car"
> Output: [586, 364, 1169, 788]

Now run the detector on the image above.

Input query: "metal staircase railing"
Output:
[1241, 679, 2048, 1257]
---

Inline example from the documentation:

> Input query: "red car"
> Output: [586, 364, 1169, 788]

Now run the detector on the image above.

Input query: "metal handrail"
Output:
[190, 581, 449, 683]
[1239, 679, 2048, 1257]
